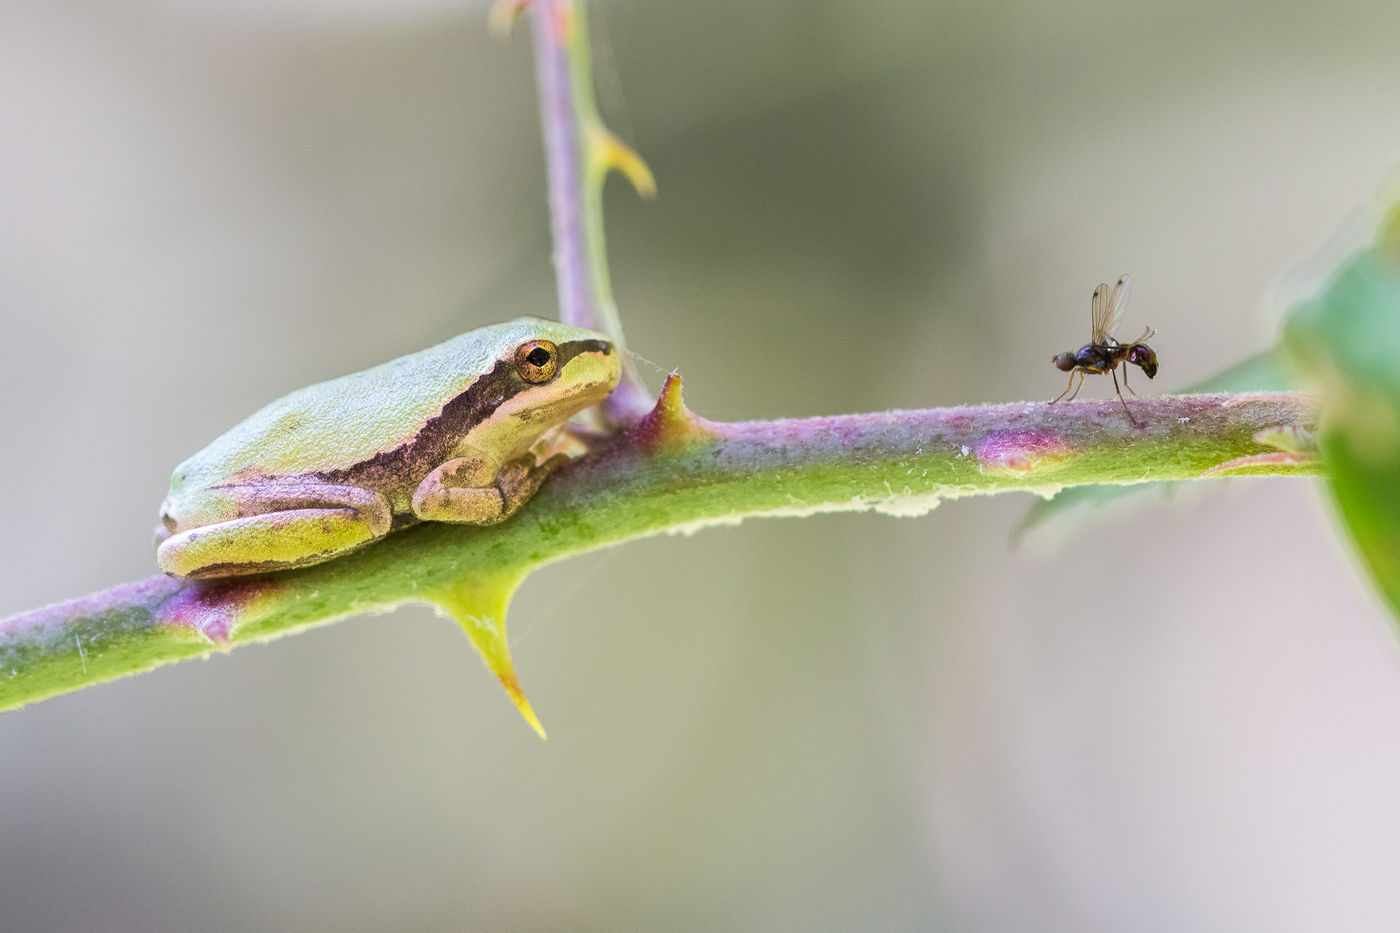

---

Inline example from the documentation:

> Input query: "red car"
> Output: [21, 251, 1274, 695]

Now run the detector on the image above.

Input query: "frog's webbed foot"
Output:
[156, 484, 392, 579]
[411, 452, 571, 526]
[498, 452, 571, 520]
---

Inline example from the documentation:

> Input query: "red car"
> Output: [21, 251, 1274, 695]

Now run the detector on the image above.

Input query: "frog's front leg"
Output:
[411, 451, 570, 526]
[157, 484, 393, 579]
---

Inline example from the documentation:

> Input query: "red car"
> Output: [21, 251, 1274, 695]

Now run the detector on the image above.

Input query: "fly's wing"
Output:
[1088, 282, 1111, 342]
[1091, 274, 1131, 342]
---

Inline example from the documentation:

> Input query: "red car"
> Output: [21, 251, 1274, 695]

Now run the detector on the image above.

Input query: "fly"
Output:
[1050, 274, 1158, 426]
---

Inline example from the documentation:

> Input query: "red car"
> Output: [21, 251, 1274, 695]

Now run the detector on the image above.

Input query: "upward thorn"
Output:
[588, 126, 657, 199]
[628, 373, 717, 449]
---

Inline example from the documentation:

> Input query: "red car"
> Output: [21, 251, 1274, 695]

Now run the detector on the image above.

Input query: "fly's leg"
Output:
[1050, 370, 1084, 404]
[1122, 365, 1138, 397]
[1067, 371, 1087, 402]
[1111, 369, 1142, 427]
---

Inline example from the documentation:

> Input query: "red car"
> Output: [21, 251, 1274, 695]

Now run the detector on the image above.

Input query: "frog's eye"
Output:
[514, 339, 559, 383]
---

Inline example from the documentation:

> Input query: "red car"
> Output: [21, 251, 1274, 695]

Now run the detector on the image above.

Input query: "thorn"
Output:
[428, 573, 547, 739]
[627, 373, 718, 448]
[654, 371, 687, 418]
[487, 0, 535, 36]
[493, 662, 548, 740]
[155, 578, 273, 650]
[588, 126, 656, 199]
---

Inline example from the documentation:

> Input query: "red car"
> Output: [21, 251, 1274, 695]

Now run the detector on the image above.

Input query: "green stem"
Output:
[566, 1, 618, 329]
[531, 0, 654, 421]
[1, 389, 1319, 713]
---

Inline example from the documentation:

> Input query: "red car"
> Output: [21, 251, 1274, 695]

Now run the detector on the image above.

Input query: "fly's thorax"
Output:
[1075, 345, 1114, 370]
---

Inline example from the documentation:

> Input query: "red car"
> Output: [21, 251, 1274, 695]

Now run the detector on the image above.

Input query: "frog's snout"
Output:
[570, 338, 621, 389]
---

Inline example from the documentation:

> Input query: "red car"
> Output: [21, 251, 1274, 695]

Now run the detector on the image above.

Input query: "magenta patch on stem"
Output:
[155, 579, 272, 649]
[975, 429, 1072, 475]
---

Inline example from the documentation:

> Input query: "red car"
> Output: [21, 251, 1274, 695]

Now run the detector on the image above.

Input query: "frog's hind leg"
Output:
[157, 484, 393, 579]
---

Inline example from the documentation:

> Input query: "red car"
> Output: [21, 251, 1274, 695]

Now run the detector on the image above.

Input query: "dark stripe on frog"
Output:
[558, 338, 612, 365]
[304, 337, 610, 506]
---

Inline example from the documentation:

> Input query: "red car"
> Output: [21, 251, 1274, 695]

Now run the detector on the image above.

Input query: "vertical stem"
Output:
[529, 0, 653, 421]
[531, 1, 590, 331]
[565, 1, 618, 331]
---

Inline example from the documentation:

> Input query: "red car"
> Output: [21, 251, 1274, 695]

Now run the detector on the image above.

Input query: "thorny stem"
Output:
[0, 5, 1333, 723]
[1, 390, 1320, 714]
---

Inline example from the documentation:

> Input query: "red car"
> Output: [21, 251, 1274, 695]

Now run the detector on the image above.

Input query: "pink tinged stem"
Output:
[532, 2, 592, 333]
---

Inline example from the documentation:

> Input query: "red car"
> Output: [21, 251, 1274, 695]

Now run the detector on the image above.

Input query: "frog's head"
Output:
[506, 325, 620, 416]
[476, 318, 622, 457]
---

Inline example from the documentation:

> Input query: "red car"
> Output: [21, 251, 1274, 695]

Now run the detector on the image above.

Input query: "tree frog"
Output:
[155, 318, 620, 579]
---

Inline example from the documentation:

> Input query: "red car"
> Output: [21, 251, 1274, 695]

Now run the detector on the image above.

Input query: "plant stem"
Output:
[1, 390, 1319, 712]
[532, 1, 589, 331]
[530, 0, 653, 421]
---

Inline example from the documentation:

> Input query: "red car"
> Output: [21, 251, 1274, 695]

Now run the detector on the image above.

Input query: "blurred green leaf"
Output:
[1284, 205, 1400, 619]
[1015, 349, 1296, 544]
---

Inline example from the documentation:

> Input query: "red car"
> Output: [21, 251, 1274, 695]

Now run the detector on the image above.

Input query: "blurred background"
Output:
[4, 0, 1400, 929]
